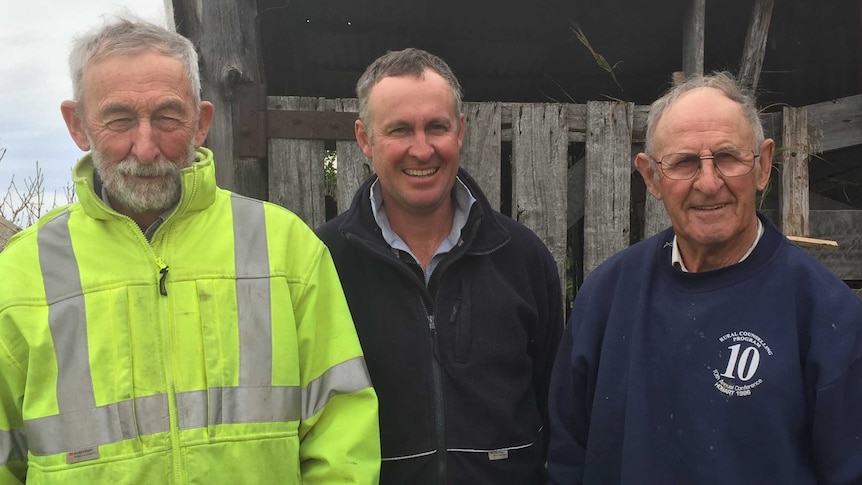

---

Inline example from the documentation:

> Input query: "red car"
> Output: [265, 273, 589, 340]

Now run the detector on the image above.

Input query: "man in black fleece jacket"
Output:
[316, 48, 564, 484]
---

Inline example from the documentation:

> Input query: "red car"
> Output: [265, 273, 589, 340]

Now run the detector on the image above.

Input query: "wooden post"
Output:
[268, 96, 327, 228]
[584, 101, 633, 277]
[739, 0, 775, 91]
[512, 103, 569, 288]
[333, 98, 371, 215]
[780, 106, 809, 236]
[682, 0, 705, 78]
[0, 216, 20, 252]
[172, 0, 267, 200]
[461, 102, 503, 211]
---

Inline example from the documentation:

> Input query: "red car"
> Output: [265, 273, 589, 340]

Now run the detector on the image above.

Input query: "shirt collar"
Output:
[369, 176, 476, 271]
[100, 184, 176, 242]
[671, 217, 763, 272]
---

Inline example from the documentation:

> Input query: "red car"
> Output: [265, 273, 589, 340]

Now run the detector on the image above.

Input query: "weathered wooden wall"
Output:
[0, 216, 20, 252]
[264, 94, 862, 292]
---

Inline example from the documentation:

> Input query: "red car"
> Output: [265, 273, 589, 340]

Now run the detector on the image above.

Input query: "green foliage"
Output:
[324, 150, 337, 195]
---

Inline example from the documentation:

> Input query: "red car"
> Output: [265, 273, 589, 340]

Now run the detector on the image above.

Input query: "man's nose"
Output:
[407, 131, 434, 160]
[130, 120, 160, 162]
[693, 158, 724, 192]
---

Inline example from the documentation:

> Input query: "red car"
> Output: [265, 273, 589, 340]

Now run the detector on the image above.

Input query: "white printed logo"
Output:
[712, 331, 773, 397]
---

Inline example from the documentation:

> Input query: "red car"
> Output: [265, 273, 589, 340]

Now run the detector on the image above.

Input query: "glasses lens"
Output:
[714, 149, 755, 177]
[661, 153, 700, 179]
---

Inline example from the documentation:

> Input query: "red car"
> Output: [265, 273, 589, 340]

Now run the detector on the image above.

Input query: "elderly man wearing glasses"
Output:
[547, 72, 862, 484]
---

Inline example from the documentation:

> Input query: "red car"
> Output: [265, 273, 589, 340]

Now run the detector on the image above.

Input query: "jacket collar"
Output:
[338, 167, 510, 255]
[73, 147, 217, 222]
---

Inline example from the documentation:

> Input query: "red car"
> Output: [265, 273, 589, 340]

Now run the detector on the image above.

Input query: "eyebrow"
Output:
[99, 99, 189, 118]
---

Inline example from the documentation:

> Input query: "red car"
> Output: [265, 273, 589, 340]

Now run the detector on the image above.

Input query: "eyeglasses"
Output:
[651, 148, 759, 180]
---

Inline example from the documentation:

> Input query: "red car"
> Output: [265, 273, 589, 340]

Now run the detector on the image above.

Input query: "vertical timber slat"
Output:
[512, 104, 568, 289]
[461, 102, 503, 211]
[682, 0, 705, 77]
[584, 101, 634, 277]
[173, 0, 266, 199]
[334, 98, 371, 215]
[780, 106, 810, 236]
[268, 96, 327, 228]
[739, 0, 775, 91]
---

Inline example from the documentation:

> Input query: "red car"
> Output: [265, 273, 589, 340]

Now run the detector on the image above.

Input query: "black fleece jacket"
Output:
[316, 168, 564, 485]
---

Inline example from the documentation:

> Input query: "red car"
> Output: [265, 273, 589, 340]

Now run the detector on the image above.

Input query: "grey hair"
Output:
[644, 71, 765, 176]
[356, 48, 463, 130]
[69, 17, 201, 113]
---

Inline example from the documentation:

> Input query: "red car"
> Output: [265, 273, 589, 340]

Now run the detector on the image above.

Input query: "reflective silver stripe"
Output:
[177, 390, 208, 430]
[0, 428, 28, 465]
[38, 210, 95, 413]
[208, 387, 301, 425]
[231, 194, 272, 388]
[24, 357, 371, 456]
[24, 394, 169, 456]
[303, 356, 373, 419]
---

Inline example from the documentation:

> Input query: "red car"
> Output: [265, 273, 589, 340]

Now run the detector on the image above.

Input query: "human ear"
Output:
[635, 153, 663, 200]
[60, 100, 91, 151]
[355, 119, 373, 159]
[755, 139, 774, 191]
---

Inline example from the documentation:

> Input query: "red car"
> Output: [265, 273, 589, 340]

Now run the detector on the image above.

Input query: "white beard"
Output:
[90, 142, 196, 215]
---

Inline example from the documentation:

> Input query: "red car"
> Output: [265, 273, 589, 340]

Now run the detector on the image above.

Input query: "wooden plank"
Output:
[643, 177, 671, 238]
[501, 103, 649, 144]
[803, 210, 862, 280]
[738, 0, 775, 90]
[787, 235, 839, 248]
[268, 96, 327, 228]
[333, 98, 371, 216]
[461, 102, 503, 211]
[682, 0, 706, 77]
[0, 215, 20, 252]
[172, 0, 266, 199]
[806, 93, 862, 152]
[780, 106, 810, 236]
[512, 104, 569, 288]
[584, 101, 634, 277]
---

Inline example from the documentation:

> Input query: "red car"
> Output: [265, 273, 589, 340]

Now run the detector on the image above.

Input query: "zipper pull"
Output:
[428, 314, 436, 333]
[159, 265, 170, 296]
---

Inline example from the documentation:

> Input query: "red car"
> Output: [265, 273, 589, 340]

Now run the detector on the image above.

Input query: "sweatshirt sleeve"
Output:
[294, 244, 381, 484]
[809, 293, 862, 484]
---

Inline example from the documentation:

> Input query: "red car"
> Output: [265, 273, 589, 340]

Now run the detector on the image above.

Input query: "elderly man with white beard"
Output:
[0, 17, 380, 484]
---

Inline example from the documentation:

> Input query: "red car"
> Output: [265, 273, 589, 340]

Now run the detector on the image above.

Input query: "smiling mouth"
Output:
[403, 167, 438, 177]
[693, 204, 726, 211]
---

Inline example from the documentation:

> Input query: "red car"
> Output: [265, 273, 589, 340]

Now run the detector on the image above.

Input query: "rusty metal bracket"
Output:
[235, 84, 358, 158]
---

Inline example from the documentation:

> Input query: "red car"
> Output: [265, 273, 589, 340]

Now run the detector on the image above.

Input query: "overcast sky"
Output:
[0, 0, 166, 214]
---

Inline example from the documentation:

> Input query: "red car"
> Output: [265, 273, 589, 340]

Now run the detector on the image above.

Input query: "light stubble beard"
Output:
[90, 141, 197, 216]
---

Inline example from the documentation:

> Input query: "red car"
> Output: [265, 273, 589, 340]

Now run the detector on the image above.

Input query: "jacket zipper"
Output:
[426, 313, 447, 484]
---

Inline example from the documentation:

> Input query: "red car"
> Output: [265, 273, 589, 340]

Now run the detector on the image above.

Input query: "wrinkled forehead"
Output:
[654, 88, 754, 150]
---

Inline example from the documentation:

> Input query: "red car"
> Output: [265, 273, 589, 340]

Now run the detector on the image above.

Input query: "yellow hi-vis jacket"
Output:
[0, 148, 380, 484]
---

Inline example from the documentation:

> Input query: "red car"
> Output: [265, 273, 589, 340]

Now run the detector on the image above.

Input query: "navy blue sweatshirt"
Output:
[548, 214, 862, 484]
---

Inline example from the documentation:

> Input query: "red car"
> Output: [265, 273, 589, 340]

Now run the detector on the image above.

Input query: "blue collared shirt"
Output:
[370, 177, 476, 284]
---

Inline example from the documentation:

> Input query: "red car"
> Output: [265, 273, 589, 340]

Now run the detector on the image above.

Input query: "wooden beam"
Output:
[172, 0, 267, 199]
[806, 93, 862, 152]
[738, 0, 775, 90]
[780, 106, 810, 236]
[512, 104, 569, 289]
[802, 210, 862, 280]
[584, 101, 634, 277]
[682, 0, 705, 77]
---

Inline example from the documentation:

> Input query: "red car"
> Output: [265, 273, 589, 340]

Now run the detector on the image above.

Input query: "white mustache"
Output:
[116, 158, 178, 177]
